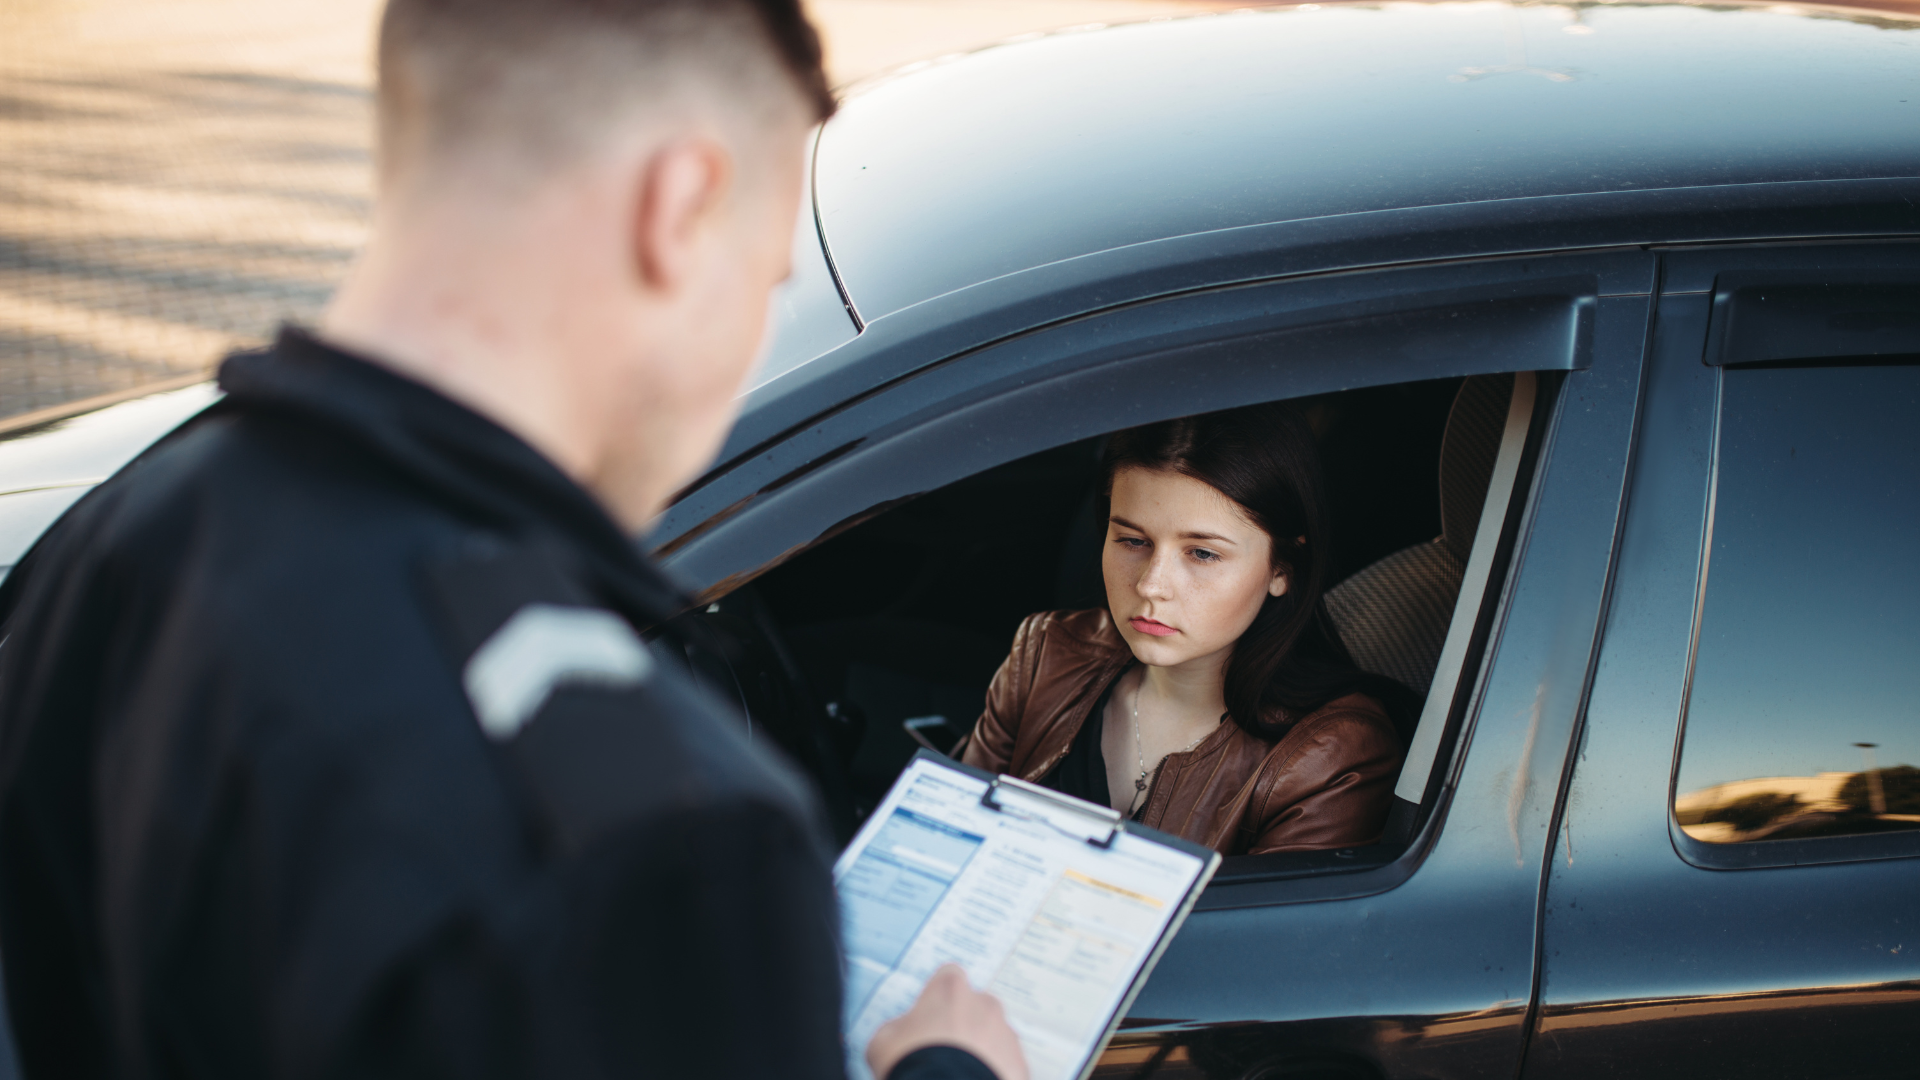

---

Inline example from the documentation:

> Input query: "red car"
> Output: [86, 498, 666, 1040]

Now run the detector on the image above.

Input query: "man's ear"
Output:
[633, 137, 733, 291]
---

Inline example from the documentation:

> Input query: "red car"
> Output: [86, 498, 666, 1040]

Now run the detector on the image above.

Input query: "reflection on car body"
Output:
[0, 3, 1917, 1078]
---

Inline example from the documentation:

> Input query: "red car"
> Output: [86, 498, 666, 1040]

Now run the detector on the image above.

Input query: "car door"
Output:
[656, 251, 1658, 1080]
[1525, 244, 1920, 1078]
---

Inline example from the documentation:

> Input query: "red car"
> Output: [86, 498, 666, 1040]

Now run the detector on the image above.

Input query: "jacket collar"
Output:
[217, 326, 691, 624]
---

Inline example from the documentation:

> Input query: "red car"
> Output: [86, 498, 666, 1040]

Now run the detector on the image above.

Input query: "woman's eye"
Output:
[1190, 548, 1220, 562]
[1115, 536, 1147, 549]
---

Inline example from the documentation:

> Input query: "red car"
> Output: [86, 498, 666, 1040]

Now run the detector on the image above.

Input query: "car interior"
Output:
[660, 370, 1550, 881]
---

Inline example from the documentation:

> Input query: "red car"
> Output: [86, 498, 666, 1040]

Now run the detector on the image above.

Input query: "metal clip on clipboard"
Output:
[981, 775, 1122, 849]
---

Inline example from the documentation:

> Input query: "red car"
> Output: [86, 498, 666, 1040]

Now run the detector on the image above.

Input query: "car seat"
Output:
[1323, 373, 1514, 694]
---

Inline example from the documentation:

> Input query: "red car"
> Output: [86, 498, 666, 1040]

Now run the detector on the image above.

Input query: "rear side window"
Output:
[1674, 363, 1920, 846]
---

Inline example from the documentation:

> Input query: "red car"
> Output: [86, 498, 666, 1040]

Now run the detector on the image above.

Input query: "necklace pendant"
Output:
[1135, 776, 1148, 793]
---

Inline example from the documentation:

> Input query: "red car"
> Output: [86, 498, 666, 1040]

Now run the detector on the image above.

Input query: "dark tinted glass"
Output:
[1674, 364, 1920, 845]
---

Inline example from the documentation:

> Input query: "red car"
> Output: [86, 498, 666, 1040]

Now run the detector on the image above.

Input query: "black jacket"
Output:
[0, 330, 988, 1080]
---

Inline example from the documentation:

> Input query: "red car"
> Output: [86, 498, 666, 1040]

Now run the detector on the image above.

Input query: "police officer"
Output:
[0, 2, 1024, 1078]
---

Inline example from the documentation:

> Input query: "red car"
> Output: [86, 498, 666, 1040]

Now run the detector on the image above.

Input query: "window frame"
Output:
[658, 253, 1633, 587]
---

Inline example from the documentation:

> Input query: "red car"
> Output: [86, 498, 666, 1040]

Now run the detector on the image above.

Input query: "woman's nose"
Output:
[1136, 552, 1176, 599]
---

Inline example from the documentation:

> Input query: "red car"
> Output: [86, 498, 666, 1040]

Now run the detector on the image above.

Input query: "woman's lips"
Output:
[1129, 617, 1178, 637]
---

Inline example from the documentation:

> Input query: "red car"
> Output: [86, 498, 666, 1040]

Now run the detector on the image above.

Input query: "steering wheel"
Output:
[663, 589, 863, 843]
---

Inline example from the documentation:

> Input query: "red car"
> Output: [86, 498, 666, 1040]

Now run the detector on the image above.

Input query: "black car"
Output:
[0, 3, 1916, 1077]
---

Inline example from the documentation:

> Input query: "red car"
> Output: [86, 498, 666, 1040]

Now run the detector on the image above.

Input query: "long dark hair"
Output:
[1102, 402, 1411, 740]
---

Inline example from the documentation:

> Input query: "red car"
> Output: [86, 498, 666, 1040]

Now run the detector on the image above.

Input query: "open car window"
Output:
[658, 368, 1553, 890]
[650, 252, 1615, 892]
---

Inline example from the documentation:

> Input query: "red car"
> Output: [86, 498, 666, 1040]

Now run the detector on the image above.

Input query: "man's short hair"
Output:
[377, 0, 834, 181]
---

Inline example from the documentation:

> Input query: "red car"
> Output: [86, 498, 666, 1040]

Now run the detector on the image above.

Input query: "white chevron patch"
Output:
[462, 603, 652, 740]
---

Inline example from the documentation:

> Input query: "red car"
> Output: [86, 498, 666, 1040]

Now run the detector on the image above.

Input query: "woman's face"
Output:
[1103, 466, 1288, 672]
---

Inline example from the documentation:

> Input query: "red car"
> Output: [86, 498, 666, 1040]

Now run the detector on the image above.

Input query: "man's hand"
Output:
[866, 965, 1029, 1080]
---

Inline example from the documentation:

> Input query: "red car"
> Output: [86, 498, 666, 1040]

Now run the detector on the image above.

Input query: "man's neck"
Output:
[321, 189, 636, 516]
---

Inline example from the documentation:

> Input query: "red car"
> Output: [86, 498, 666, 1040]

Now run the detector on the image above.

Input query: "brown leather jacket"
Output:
[956, 609, 1403, 856]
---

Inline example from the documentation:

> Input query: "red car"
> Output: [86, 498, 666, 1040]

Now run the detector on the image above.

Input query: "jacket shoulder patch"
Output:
[464, 603, 652, 740]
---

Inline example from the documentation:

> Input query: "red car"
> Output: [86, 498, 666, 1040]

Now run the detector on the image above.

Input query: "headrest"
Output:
[1437, 373, 1514, 565]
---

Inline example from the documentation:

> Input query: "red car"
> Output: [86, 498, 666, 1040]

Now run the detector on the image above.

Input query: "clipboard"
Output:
[836, 750, 1222, 1080]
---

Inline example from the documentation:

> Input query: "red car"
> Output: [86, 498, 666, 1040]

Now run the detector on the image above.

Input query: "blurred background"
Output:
[0, 0, 1251, 429]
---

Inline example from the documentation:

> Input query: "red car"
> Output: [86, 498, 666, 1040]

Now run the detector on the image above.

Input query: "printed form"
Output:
[836, 757, 1216, 1080]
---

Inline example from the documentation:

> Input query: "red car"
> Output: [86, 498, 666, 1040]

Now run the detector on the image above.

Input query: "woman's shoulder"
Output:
[1015, 607, 1123, 648]
[1237, 693, 1404, 820]
[1308, 691, 1395, 726]
[1001, 608, 1129, 688]
[1260, 693, 1402, 758]
[972, 610, 1129, 773]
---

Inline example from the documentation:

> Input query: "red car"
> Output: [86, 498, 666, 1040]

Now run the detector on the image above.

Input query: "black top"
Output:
[1040, 671, 1138, 819]
[0, 329, 984, 1080]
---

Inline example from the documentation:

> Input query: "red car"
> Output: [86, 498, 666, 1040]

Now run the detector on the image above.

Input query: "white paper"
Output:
[835, 758, 1211, 1080]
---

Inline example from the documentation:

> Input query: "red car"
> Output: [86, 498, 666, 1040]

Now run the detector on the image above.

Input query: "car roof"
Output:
[813, 1, 1920, 326]
[0, 384, 220, 574]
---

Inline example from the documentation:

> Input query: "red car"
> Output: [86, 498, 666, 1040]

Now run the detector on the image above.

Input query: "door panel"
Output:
[666, 253, 1657, 1079]
[1525, 246, 1920, 1079]
[1093, 294, 1653, 1080]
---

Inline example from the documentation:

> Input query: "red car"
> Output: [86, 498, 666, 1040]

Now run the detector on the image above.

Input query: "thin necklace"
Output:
[1130, 680, 1222, 811]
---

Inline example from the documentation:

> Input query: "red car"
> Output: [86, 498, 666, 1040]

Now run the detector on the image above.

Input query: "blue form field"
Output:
[839, 807, 985, 1014]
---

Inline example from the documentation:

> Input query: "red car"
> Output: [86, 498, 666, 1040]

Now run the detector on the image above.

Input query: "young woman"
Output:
[956, 402, 1407, 855]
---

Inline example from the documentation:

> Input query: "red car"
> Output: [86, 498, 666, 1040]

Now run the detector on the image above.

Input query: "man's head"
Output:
[325, 0, 833, 530]
[375, 0, 833, 190]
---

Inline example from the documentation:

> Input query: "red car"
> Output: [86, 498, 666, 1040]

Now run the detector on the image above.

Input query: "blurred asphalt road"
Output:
[0, 0, 1240, 426]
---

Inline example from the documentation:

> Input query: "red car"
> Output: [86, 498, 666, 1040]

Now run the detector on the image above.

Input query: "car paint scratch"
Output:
[1509, 680, 1547, 867]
